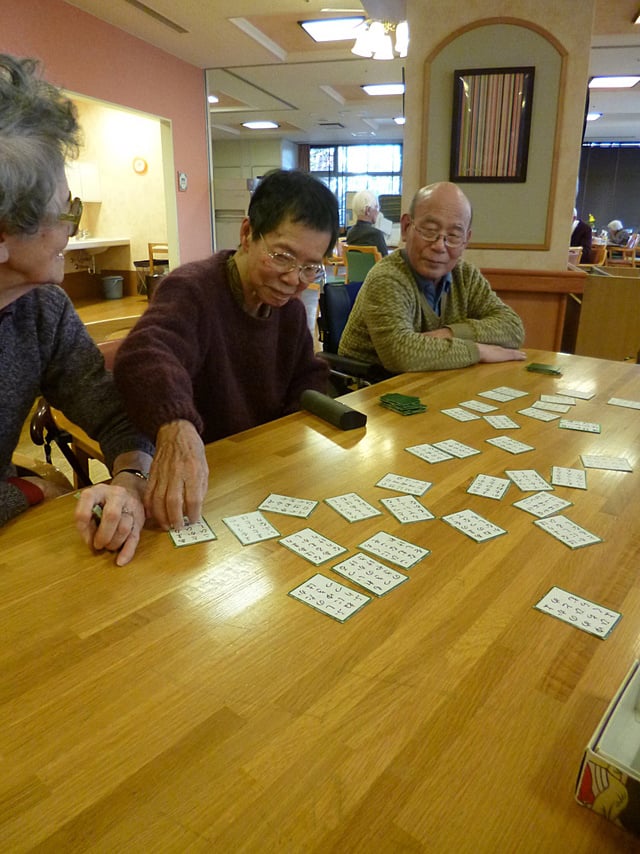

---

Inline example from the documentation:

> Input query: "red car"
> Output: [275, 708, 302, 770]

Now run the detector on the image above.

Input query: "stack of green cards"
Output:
[379, 393, 427, 415]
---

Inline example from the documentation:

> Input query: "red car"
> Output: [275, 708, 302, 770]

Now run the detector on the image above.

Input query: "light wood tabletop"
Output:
[3, 350, 640, 852]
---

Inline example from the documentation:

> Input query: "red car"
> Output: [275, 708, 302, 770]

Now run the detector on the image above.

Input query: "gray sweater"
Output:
[0, 285, 154, 526]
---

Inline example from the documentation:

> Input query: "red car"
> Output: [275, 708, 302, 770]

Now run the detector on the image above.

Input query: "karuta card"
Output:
[324, 492, 382, 522]
[551, 466, 587, 489]
[467, 474, 511, 500]
[376, 472, 433, 495]
[540, 393, 577, 406]
[258, 493, 318, 518]
[405, 443, 453, 464]
[517, 406, 560, 422]
[580, 455, 633, 472]
[479, 386, 528, 402]
[532, 400, 572, 413]
[512, 491, 572, 518]
[279, 528, 347, 565]
[441, 407, 481, 422]
[558, 419, 601, 434]
[288, 573, 370, 622]
[534, 586, 621, 639]
[483, 414, 520, 430]
[223, 511, 280, 545]
[380, 494, 435, 523]
[534, 515, 602, 549]
[486, 435, 534, 455]
[333, 553, 409, 597]
[441, 509, 507, 542]
[608, 397, 640, 410]
[505, 469, 553, 492]
[169, 518, 217, 547]
[558, 387, 595, 400]
[459, 398, 498, 413]
[358, 531, 430, 569]
[432, 439, 481, 458]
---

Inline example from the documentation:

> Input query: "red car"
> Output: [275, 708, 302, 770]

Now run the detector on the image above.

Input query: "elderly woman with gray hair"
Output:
[0, 54, 153, 564]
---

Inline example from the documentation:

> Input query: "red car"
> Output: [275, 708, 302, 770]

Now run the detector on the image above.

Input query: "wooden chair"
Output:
[30, 336, 126, 488]
[568, 246, 583, 266]
[343, 244, 382, 284]
[585, 244, 607, 266]
[148, 242, 169, 275]
[606, 233, 639, 267]
[11, 450, 73, 492]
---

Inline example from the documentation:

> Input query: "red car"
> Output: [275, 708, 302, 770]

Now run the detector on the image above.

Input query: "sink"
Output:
[65, 238, 130, 256]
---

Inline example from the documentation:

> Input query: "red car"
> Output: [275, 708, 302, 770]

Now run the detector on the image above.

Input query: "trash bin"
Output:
[101, 275, 123, 300]
[134, 259, 169, 295]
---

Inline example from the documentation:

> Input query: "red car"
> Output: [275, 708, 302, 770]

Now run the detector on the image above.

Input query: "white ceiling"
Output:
[63, 0, 640, 144]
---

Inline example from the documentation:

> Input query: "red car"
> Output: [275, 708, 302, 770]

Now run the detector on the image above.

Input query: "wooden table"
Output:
[3, 351, 640, 851]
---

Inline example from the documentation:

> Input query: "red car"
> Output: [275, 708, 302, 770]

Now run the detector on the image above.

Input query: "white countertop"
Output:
[64, 238, 130, 253]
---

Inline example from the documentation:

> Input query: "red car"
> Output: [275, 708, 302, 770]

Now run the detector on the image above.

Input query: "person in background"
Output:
[338, 181, 526, 372]
[0, 54, 154, 564]
[606, 219, 632, 246]
[345, 190, 388, 256]
[571, 208, 593, 264]
[114, 169, 338, 532]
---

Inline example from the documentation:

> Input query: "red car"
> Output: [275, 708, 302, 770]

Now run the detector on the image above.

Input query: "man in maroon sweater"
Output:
[115, 169, 338, 531]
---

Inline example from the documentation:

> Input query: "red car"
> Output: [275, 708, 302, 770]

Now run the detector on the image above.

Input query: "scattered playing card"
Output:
[540, 393, 577, 405]
[486, 435, 534, 455]
[479, 386, 528, 401]
[517, 406, 560, 422]
[358, 531, 430, 569]
[459, 399, 499, 413]
[223, 511, 280, 545]
[580, 455, 633, 472]
[376, 472, 433, 495]
[551, 466, 587, 489]
[505, 469, 553, 491]
[441, 509, 507, 542]
[467, 474, 511, 500]
[325, 492, 382, 522]
[608, 397, 640, 410]
[288, 574, 370, 622]
[432, 439, 481, 458]
[333, 553, 409, 596]
[258, 493, 318, 518]
[483, 414, 520, 429]
[558, 388, 594, 400]
[169, 518, 217, 547]
[441, 407, 481, 422]
[534, 586, 621, 638]
[279, 528, 347, 565]
[512, 491, 572, 518]
[534, 515, 602, 548]
[380, 494, 435, 523]
[532, 400, 572, 413]
[405, 443, 453, 463]
[559, 419, 601, 433]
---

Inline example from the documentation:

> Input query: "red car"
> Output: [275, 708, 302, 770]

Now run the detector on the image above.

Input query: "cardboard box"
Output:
[576, 660, 640, 836]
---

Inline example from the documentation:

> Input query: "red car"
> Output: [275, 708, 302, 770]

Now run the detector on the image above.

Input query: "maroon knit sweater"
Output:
[114, 251, 328, 444]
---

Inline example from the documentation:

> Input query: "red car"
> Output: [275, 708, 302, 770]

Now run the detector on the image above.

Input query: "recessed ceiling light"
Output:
[361, 83, 405, 96]
[393, 116, 406, 125]
[242, 121, 279, 130]
[586, 112, 602, 121]
[589, 76, 640, 89]
[299, 17, 364, 42]
[208, 94, 219, 104]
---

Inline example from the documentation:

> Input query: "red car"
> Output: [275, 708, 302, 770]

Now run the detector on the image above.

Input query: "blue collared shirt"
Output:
[400, 249, 452, 315]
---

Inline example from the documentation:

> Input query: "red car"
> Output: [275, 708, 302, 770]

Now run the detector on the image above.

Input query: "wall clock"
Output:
[133, 157, 148, 175]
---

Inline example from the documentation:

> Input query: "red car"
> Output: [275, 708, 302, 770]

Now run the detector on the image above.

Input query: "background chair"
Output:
[343, 245, 381, 284]
[316, 280, 391, 395]
[148, 242, 169, 275]
[606, 233, 639, 267]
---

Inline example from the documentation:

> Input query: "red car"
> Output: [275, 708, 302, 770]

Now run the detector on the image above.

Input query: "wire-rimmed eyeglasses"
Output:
[260, 234, 326, 285]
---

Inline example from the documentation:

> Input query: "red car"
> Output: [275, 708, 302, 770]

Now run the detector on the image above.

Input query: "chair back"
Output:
[343, 245, 381, 283]
[318, 281, 363, 353]
[148, 242, 169, 275]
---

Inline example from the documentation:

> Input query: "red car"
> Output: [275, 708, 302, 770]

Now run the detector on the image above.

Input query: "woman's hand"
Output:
[75, 475, 147, 566]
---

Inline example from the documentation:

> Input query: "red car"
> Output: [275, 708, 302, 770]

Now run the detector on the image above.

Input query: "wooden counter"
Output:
[2, 351, 640, 850]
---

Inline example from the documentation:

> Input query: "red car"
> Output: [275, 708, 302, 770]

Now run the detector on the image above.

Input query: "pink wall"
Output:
[1, 0, 212, 263]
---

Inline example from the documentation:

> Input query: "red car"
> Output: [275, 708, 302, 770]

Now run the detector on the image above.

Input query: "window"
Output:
[309, 143, 402, 227]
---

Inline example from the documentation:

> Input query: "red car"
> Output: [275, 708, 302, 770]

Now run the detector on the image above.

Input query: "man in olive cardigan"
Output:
[339, 182, 526, 372]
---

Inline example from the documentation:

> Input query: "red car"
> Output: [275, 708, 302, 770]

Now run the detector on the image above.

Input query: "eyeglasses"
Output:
[411, 219, 467, 249]
[260, 235, 325, 285]
[58, 195, 83, 237]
